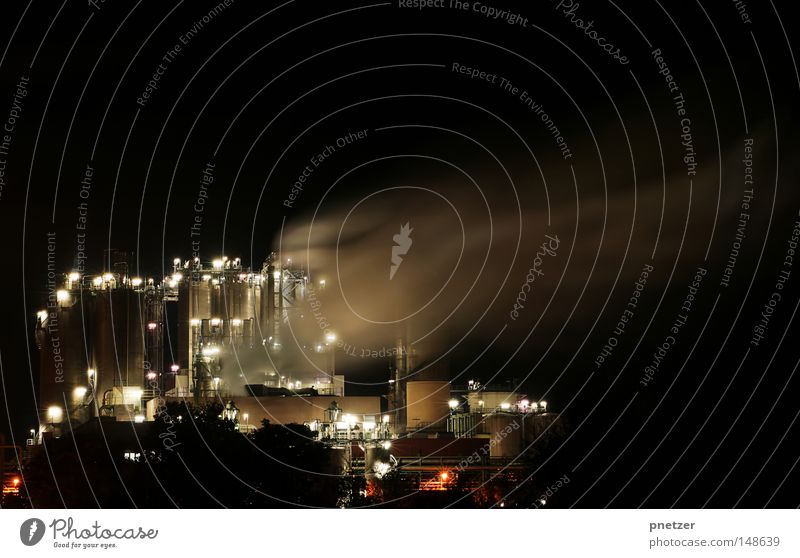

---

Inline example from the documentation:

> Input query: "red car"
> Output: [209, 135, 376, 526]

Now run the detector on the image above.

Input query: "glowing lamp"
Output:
[47, 406, 63, 422]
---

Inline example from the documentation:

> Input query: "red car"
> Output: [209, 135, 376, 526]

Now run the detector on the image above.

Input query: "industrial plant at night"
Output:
[16, 250, 561, 507]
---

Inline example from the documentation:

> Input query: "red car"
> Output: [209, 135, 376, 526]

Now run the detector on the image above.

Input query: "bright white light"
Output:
[147, 322, 157, 330]
[362, 421, 376, 431]
[134, 414, 145, 423]
[37, 310, 48, 322]
[173, 258, 181, 265]
[171, 273, 183, 282]
[319, 279, 326, 287]
[47, 406, 63, 422]
[273, 271, 281, 280]
[128, 388, 143, 400]
[210, 318, 221, 326]
[73, 386, 87, 398]
[540, 401, 547, 411]
[373, 460, 391, 479]
[382, 414, 390, 424]
[56, 290, 69, 302]
[520, 399, 530, 409]
[170, 364, 180, 372]
[242, 413, 249, 422]
[68, 272, 80, 282]
[343, 414, 356, 427]
[500, 402, 511, 410]
[531, 402, 539, 411]
[211, 279, 219, 285]
[190, 319, 200, 326]
[448, 399, 460, 410]
[202, 346, 220, 356]
[146, 372, 157, 380]
[102, 273, 113, 282]
[87, 368, 95, 378]
[325, 332, 336, 343]
[382, 441, 392, 450]
[93, 277, 103, 286]
[478, 400, 485, 407]
[131, 277, 143, 287]
[212, 259, 224, 269]
[202, 274, 212, 281]
[231, 318, 242, 326]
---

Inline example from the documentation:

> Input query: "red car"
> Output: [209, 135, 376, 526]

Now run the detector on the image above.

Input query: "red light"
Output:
[440, 471, 449, 481]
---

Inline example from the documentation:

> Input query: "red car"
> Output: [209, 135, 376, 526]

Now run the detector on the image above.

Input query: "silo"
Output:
[405, 380, 450, 431]
[91, 287, 146, 413]
[35, 288, 92, 430]
[483, 413, 523, 458]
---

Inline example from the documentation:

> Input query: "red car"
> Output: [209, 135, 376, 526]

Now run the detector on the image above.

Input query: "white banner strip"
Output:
[0, 509, 797, 557]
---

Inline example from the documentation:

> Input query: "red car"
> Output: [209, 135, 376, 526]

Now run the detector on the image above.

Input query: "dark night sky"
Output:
[1, 0, 799, 507]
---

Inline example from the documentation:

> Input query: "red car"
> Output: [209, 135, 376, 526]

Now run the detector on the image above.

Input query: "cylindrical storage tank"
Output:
[190, 280, 212, 318]
[210, 280, 223, 319]
[483, 413, 522, 458]
[37, 289, 93, 428]
[405, 380, 450, 431]
[92, 288, 146, 411]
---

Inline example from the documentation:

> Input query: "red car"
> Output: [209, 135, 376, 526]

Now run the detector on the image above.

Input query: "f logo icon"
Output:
[19, 518, 45, 546]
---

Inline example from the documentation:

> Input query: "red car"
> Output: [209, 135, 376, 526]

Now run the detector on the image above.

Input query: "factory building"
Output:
[33, 253, 559, 500]
[34, 252, 344, 437]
